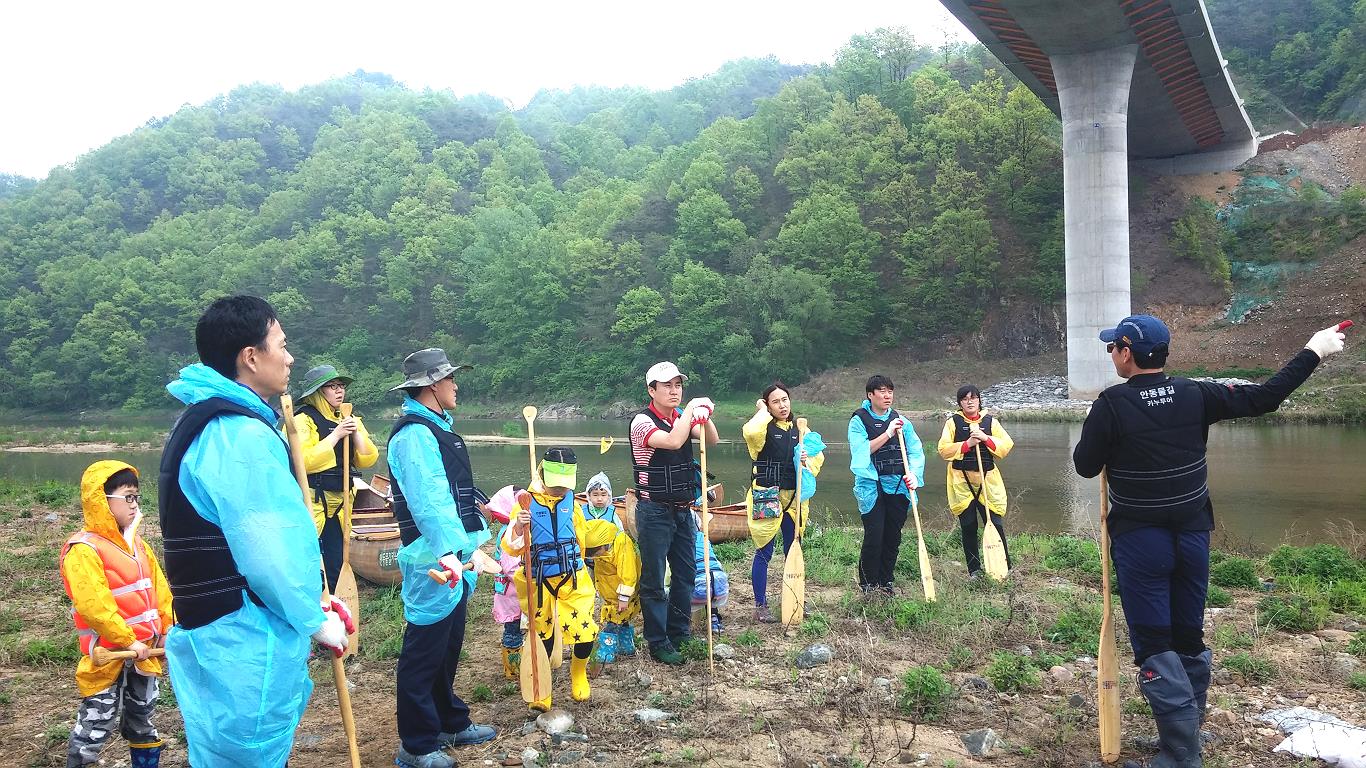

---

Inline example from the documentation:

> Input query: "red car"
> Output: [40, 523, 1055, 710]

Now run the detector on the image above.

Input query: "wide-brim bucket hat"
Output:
[391, 348, 472, 391]
[299, 364, 354, 398]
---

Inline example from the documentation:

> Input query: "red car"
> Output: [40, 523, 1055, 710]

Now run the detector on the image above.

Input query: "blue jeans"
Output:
[635, 499, 696, 647]
[1110, 527, 1210, 664]
[751, 513, 797, 605]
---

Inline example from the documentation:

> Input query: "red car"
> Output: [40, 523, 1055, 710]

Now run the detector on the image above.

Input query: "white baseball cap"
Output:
[645, 361, 689, 386]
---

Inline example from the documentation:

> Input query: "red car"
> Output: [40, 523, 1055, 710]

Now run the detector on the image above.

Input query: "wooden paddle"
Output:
[517, 489, 552, 706]
[896, 428, 936, 602]
[90, 646, 166, 665]
[781, 417, 808, 628]
[1098, 470, 1121, 763]
[975, 440, 1009, 581]
[699, 414, 715, 675]
[280, 394, 361, 768]
[335, 402, 360, 659]
[518, 406, 553, 705]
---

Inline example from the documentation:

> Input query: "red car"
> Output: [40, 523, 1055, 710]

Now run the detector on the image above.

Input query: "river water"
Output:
[3, 417, 1364, 550]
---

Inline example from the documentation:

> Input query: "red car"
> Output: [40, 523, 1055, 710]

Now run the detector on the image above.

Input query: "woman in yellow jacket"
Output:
[292, 364, 378, 592]
[742, 383, 824, 622]
[60, 460, 174, 767]
[936, 385, 1015, 578]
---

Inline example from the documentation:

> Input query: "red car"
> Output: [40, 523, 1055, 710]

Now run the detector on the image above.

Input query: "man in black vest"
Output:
[161, 296, 349, 767]
[387, 348, 496, 768]
[1074, 315, 1347, 768]
[628, 361, 717, 665]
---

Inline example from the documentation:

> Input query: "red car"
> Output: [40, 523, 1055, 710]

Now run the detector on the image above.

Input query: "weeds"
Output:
[1046, 602, 1102, 656]
[898, 665, 953, 721]
[986, 651, 1040, 692]
[1223, 652, 1275, 683]
[1210, 558, 1260, 590]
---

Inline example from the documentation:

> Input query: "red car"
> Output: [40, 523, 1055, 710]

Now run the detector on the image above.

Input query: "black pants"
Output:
[959, 499, 1010, 575]
[319, 512, 344, 593]
[396, 591, 471, 754]
[858, 489, 909, 590]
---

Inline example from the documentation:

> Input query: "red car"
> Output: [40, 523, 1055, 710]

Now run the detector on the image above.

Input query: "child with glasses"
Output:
[59, 461, 174, 767]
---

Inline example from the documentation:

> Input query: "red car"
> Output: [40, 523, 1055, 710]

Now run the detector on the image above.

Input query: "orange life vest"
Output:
[61, 531, 162, 654]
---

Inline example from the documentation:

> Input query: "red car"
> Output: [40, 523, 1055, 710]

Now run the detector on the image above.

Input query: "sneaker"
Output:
[711, 614, 725, 634]
[438, 722, 496, 747]
[649, 642, 684, 665]
[754, 604, 777, 623]
[396, 747, 456, 768]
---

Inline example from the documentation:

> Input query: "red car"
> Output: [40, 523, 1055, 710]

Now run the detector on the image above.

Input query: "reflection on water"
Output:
[3, 417, 1363, 549]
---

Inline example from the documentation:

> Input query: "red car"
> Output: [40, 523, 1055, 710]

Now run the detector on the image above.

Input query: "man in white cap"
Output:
[628, 361, 717, 665]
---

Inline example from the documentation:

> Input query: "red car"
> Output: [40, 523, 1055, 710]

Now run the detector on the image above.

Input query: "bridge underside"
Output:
[937, 0, 1259, 397]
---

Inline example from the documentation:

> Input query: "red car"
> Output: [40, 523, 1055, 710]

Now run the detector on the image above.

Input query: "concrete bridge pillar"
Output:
[1052, 45, 1138, 400]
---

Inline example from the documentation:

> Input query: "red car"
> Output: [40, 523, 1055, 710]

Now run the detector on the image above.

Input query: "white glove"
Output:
[1305, 324, 1347, 359]
[312, 610, 348, 656]
[439, 553, 464, 576]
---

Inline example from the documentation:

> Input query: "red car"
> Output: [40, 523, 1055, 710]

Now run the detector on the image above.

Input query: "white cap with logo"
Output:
[645, 361, 688, 386]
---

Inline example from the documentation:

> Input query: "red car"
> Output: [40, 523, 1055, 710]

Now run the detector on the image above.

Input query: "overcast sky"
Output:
[1, 1, 967, 179]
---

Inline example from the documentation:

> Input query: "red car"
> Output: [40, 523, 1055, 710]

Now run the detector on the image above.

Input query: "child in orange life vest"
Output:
[59, 461, 174, 768]
[582, 518, 641, 670]
[501, 448, 598, 711]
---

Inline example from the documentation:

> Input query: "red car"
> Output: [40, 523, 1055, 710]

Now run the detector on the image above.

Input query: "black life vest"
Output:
[158, 397, 273, 629]
[528, 493, 582, 584]
[1099, 375, 1211, 529]
[950, 413, 996, 472]
[753, 419, 799, 490]
[387, 412, 487, 547]
[295, 403, 361, 506]
[853, 406, 905, 476]
[631, 407, 698, 504]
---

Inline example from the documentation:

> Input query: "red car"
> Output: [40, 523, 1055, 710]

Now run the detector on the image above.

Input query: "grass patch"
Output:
[1223, 652, 1275, 683]
[898, 665, 953, 721]
[20, 636, 80, 665]
[735, 629, 761, 647]
[1213, 624, 1253, 650]
[1349, 672, 1366, 690]
[1043, 537, 1101, 576]
[359, 585, 406, 660]
[1210, 558, 1260, 590]
[803, 526, 861, 587]
[1347, 632, 1366, 657]
[1046, 603, 1102, 656]
[799, 612, 831, 638]
[986, 651, 1040, 692]
[1206, 585, 1233, 608]
[1257, 594, 1328, 632]
[710, 540, 750, 564]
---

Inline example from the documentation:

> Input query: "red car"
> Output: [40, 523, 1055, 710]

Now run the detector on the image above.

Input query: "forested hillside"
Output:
[1207, 0, 1366, 129]
[0, 32, 1063, 409]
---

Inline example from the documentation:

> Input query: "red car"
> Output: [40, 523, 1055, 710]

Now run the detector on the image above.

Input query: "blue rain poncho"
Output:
[163, 364, 324, 768]
[387, 397, 491, 625]
[848, 399, 925, 515]
[795, 430, 826, 502]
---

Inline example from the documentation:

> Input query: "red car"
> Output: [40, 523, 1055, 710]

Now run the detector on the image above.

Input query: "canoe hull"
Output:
[619, 489, 749, 544]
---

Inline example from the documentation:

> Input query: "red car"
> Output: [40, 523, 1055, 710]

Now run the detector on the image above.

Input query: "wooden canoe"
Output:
[619, 487, 748, 544]
[349, 487, 401, 586]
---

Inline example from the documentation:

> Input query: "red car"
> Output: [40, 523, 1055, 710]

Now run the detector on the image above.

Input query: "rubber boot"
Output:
[593, 624, 618, 665]
[1180, 649, 1213, 721]
[130, 740, 164, 768]
[1123, 651, 1203, 768]
[529, 693, 552, 713]
[617, 621, 637, 656]
[502, 646, 520, 680]
[571, 654, 591, 701]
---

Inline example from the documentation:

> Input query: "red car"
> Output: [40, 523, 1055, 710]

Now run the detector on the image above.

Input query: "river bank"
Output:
[3, 478, 1364, 767]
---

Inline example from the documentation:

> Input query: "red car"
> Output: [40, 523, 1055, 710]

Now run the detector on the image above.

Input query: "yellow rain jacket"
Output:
[742, 410, 824, 547]
[936, 411, 1015, 516]
[583, 519, 641, 624]
[501, 491, 598, 642]
[292, 391, 378, 532]
[59, 460, 174, 696]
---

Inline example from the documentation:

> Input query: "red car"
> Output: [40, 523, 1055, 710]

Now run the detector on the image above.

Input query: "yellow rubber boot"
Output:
[571, 655, 591, 701]
[502, 647, 519, 680]
[529, 694, 552, 713]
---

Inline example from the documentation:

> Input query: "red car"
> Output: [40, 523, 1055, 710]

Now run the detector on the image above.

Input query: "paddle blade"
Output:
[982, 522, 1010, 581]
[781, 538, 806, 627]
[599, 436, 614, 454]
[334, 564, 360, 659]
[520, 631, 552, 705]
[918, 539, 937, 602]
[1098, 612, 1122, 762]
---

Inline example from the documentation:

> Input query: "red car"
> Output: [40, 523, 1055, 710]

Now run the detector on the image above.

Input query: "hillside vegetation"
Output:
[0, 34, 1062, 409]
